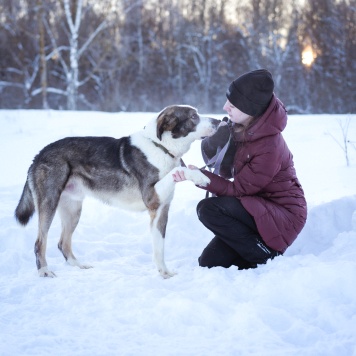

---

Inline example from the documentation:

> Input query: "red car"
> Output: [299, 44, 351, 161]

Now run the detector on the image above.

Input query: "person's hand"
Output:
[172, 170, 186, 182]
[172, 165, 199, 182]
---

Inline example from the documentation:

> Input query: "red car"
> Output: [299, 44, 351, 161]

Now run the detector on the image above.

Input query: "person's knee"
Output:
[196, 198, 215, 223]
[196, 198, 206, 217]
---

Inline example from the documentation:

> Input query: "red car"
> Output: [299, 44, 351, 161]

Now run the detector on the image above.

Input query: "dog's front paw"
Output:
[183, 168, 211, 187]
[159, 268, 177, 279]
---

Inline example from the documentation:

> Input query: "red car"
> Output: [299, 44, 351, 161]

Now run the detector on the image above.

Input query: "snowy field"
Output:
[0, 109, 355, 356]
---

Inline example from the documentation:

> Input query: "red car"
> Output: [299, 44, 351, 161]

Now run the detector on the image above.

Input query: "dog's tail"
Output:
[15, 180, 35, 226]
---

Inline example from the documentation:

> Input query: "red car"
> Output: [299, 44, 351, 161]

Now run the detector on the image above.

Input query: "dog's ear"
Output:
[156, 111, 177, 140]
[156, 115, 165, 140]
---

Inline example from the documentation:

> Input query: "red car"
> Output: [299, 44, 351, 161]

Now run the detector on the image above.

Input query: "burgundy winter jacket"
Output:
[201, 95, 307, 253]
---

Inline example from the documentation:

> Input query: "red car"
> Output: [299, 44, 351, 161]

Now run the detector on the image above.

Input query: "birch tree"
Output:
[62, 0, 107, 109]
[37, 0, 48, 109]
[34, 0, 108, 110]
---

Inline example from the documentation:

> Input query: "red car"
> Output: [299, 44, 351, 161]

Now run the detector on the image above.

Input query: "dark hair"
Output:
[231, 115, 260, 141]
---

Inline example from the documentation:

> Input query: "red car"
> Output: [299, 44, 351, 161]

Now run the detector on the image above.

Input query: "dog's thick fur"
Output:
[15, 105, 219, 278]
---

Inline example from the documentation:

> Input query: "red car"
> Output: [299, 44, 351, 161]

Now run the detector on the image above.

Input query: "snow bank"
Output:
[0, 110, 355, 355]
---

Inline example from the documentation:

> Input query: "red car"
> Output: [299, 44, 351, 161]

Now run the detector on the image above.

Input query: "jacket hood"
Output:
[235, 95, 287, 142]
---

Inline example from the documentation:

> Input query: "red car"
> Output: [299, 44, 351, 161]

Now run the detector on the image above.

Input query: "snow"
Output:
[0, 110, 355, 356]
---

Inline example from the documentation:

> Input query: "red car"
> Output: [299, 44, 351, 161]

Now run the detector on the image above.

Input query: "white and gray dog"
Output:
[15, 105, 219, 278]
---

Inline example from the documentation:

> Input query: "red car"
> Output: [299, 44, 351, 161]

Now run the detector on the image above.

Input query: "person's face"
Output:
[223, 100, 251, 126]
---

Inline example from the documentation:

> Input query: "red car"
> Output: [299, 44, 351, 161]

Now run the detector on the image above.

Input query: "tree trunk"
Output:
[64, 0, 81, 110]
[37, 0, 48, 109]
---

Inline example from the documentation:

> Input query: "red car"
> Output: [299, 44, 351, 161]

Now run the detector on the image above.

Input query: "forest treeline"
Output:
[0, 0, 355, 113]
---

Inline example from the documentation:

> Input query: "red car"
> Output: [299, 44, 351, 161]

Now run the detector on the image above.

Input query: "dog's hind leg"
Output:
[35, 200, 60, 278]
[57, 195, 92, 270]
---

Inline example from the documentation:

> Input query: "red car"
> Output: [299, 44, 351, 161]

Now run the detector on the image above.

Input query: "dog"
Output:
[15, 105, 219, 278]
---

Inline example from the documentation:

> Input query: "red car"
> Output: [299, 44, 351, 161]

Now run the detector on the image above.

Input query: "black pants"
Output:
[197, 196, 280, 270]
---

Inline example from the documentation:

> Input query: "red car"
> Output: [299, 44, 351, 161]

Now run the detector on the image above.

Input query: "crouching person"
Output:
[173, 69, 307, 270]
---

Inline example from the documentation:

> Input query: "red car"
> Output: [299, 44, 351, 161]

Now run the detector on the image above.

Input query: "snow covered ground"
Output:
[0, 110, 355, 356]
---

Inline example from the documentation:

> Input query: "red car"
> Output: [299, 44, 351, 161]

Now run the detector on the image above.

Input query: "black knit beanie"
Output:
[226, 69, 274, 117]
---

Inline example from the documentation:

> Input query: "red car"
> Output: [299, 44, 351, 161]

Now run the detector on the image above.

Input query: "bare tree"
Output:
[37, 0, 48, 109]
[0, 1, 40, 107]
[0, 0, 355, 112]
[62, 0, 107, 109]
[327, 117, 353, 167]
[31, 0, 108, 110]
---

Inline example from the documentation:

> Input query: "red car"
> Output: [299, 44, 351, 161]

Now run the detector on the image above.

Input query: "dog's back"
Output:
[15, 135, 161, 219]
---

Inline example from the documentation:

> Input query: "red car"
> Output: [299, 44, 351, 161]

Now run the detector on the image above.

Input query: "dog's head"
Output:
[156, 105, 219, 141]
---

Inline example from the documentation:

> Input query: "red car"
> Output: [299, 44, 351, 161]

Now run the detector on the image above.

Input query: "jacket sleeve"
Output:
[200, 147, 283, 197]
